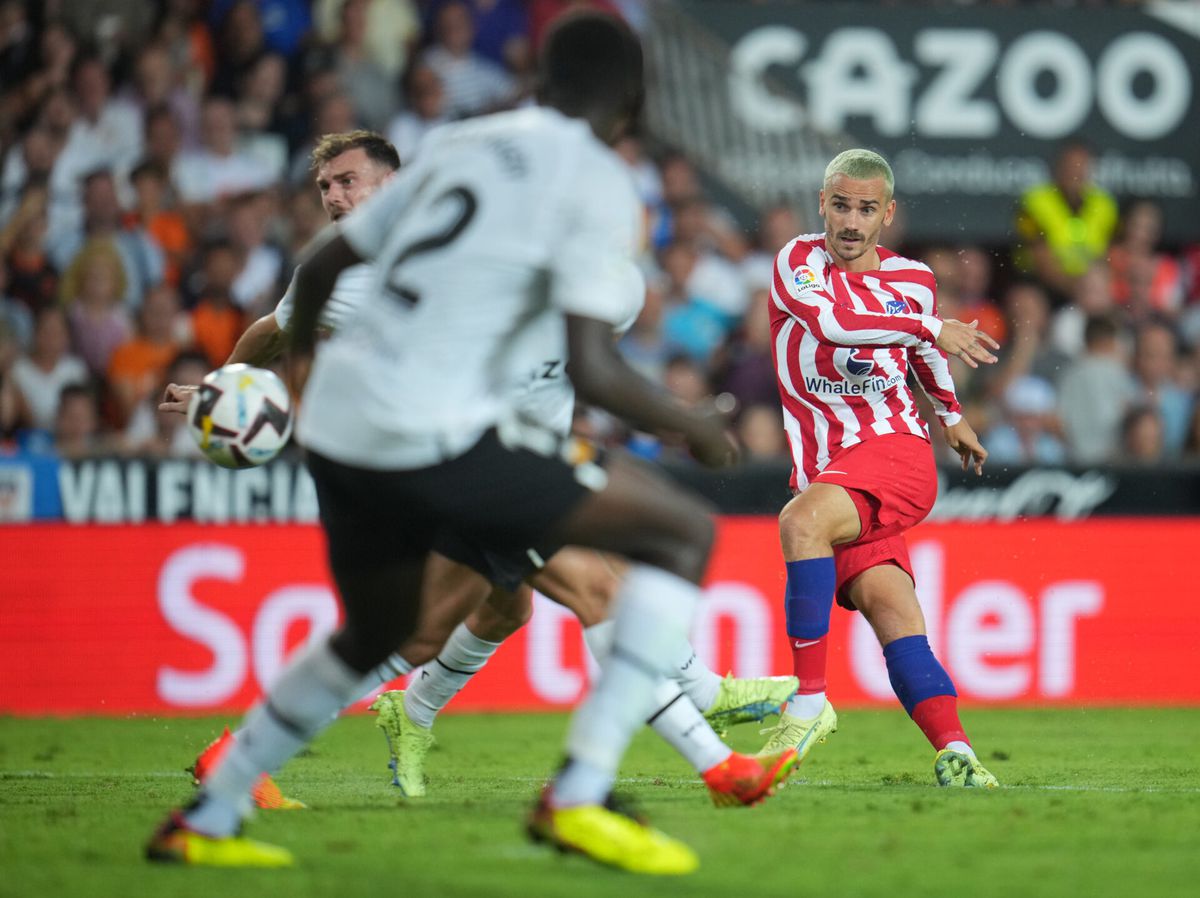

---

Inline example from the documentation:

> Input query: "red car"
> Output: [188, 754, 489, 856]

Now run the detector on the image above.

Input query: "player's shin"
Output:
[883, 635, 970, 752]
[552, 565, 701, 807]
[783, 557, 837, 718]
[185, 638, 365, 836]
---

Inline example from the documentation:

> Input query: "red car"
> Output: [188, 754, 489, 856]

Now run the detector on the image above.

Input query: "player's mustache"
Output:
[838, 231, 863, 240]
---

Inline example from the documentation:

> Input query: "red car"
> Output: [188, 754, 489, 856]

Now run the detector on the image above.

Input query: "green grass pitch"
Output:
[2, 708, 1198, 898]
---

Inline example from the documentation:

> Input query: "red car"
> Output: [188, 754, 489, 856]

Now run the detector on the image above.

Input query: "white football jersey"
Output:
[273, 263, 375, 332]
[297, 106, 643, 469]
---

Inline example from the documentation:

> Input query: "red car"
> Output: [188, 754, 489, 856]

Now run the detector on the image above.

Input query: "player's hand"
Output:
[944, 419, 988, 475]
[684, 404, 739, 469]
[159, 383, 198, 414]
[936, 319, 1000, 368]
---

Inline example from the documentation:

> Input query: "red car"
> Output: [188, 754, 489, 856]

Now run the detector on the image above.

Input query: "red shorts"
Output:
[811, 434, 938, 609]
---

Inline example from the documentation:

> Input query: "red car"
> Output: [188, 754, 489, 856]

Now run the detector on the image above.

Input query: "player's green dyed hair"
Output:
[823, 149, 895, 201]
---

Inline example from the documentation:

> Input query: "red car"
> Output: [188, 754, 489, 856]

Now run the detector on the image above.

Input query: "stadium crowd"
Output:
[0, 0, 1197, 468]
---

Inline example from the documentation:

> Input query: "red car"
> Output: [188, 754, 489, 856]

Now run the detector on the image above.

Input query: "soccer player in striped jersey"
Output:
[758, 148, 1002, 788]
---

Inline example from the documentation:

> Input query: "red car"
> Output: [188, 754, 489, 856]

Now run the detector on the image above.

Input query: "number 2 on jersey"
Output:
[384, 185, 478, 307]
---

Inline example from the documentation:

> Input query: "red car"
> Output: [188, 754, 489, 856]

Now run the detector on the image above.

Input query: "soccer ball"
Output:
[187, 364, 294, 468]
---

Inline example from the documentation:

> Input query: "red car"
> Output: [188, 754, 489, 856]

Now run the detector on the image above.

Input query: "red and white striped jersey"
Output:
[769, 234, 962, 490]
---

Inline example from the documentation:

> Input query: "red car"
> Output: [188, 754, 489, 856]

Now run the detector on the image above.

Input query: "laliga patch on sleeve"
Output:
[792, 266, 819, 293]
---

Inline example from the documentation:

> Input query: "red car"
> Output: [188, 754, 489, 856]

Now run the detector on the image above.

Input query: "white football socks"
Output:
[946, 739, 976, 759]
[403, 622, 503, 729]
[187, 639, 364, 837]
[554, 565, 701, 807]
[646, 679, 731, 772]
[786, 691, 827, 720]
[672, 642, 723, 713]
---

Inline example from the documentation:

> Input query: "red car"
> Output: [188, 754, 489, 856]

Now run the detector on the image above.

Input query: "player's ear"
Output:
[818, 188, 826, 216]
[883, 198, 896, 226]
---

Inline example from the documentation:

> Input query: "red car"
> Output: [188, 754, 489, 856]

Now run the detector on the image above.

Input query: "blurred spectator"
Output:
[1132, 320, 1193, 454]
[143, 105, 185, 173]
[124, 42, 202, 150]
[0, 257, 32, 349]
[47, 169, 165, 310]
[741, 205, 804, 297]
[211, 0, 312, 59]
[736, 403, 788, 461]
[421, 1, 516, 119]
[209, 1, 269, 98]
[1109, 200, 1182, 318]
[314, 0, 420, 78]
[36, 21, 79, 90]
[985, 375, 1067, 466]
[173, 95, 276, 204]
[124, 349, 209, 457]
[386, 63, 450, 164]
[0, 106, 92, 239]
[126, 160, 192, 287]
[53, 382, 107, 459]
[227, 192, 283, 313]
[1050, 260, 1116, 358]
[955, 245, 1006, 344]
[472, 0, 532, 74]
[986, 281, 1070, 399]
[322, 0, 399, 130]
[0, 185, 57, 311]
[1058, 314, 1136, 464]
[662, 353, 711, 406]
[660, 241, 742, 362]
[1015, 141, 1118, 300]
[60, 240, 132, 376]
[69, 52, 144, 180]
[189, 242, 244, 366]
[154, 0, 217, 89]
[1121, 405, 1166, 465]
[107, 284, 187, 426]
[713, 288, 777, 409]
[10, 306, 88, 431]
[0, 1, 36, 87]
[233, 52, 291, 173]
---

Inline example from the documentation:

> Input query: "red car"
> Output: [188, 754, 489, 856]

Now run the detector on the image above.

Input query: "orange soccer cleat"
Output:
[702, 749, 799, 808]
[190, 727, 306, 811]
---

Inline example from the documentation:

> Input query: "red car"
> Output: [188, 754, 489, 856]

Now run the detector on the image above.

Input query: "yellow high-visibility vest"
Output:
[1016, 184, 1118, 277]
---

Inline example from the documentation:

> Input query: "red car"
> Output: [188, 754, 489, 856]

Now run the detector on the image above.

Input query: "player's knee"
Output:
[779, 499, 828, 556]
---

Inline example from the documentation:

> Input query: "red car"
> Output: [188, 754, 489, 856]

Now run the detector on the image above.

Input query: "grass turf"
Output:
[1, 708, 1198, 898]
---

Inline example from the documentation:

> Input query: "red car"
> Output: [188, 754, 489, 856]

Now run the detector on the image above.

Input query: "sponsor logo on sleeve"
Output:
[792, 266, 818, 293]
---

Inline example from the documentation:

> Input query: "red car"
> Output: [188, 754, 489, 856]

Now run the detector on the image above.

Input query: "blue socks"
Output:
[882, 635, 956, 715]
[783, 557, 837, 639]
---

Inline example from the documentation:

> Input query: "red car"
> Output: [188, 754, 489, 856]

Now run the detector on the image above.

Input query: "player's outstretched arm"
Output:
[158, 313, 294, 413]
[227, 313, 288, 367]
[566, 314, 737, 468]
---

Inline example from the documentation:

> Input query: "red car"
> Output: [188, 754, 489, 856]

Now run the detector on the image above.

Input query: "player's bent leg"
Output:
[851, 564, 998, 788]
[757, 484, 860, 758]
[529, 547, 622, 627]
[533, 454, 714, 867]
